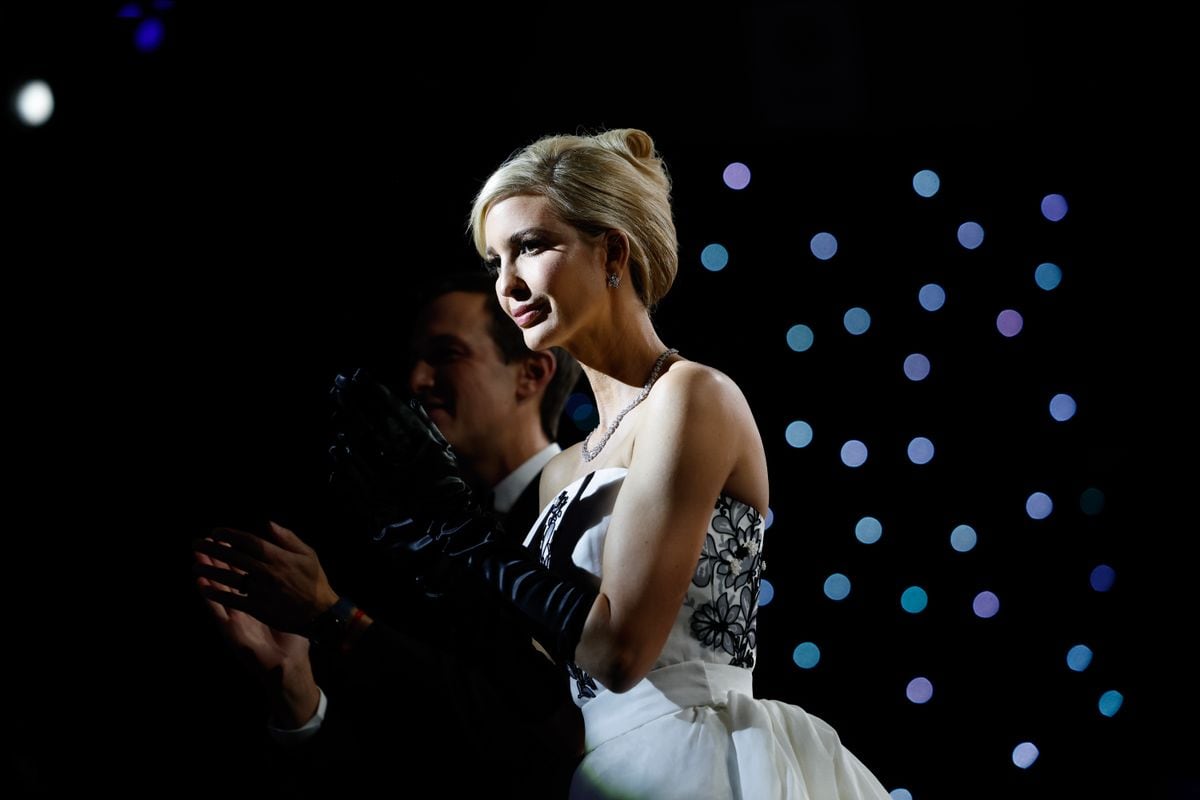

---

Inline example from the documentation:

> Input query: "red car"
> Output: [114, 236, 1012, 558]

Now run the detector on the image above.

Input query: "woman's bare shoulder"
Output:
[651, 359, 751, 411]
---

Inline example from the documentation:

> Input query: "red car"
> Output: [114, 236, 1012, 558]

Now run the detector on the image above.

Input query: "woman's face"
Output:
[485, 194, 608, 352]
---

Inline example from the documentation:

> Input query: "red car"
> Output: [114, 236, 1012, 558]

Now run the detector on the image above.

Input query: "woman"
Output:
[468, 129, 890, 798]
[198, 129, 891, 799]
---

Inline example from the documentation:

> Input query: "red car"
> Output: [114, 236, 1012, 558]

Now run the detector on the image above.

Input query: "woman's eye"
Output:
[519, 239, 545, 255]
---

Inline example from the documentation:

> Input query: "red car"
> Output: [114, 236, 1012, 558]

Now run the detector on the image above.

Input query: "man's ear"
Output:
[516, 351, 556, 401]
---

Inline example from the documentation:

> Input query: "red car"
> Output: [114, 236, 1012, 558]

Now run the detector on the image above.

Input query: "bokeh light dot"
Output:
[912, 169, 940, 197]
[1026, 492, 1053, 520]
[903, 353, 931, 381]
[890, 791, 914, 800]
[134, 17, 166, 52]
[1090, 564, 1116, 592]
[1012, 742, 1039, 769]
[15, 80, 55, 127]
[919, 283, 946, 311]
[1035, 262, 1062, 290]
[1041, 193, 1068, 222]
[901, 586, 928, 614]
[1099, 690, 1124, 717]
[810, 232, 838, 261]
[907, 437, 935, 464]
[1049, 393, 1077, 421]
[950, 524, 977, 552]
[765, 508, 775, 529]
[824, 573, 851, 601]
[701, 243, 729, 271]
[841, 440, 868, 467]
[786, 421, 814, 448]
[843, 307, 871, 335]
[787, 324, 815, 352]
[997, 309, 1024, 337]
[957, 221, 985, 249]
[1066, 644, 1093, 672]
[1080, 488, 1105, 515]
[793, 642, 821, 669]
[906, 676, 934, 704]
[723, 162, 751, 190]
[759, 578, 775, 606]
[855, 516, 882, 544]
[973, 590, 1000, 618]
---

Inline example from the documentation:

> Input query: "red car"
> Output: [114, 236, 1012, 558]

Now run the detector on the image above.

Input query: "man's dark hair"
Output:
[415, 272, 582, 439]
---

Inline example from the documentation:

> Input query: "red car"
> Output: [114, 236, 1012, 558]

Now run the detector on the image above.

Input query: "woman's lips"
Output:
[512, 303, 547, 329]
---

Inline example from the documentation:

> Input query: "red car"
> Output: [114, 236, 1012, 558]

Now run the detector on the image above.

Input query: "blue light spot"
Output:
[824, 573, 851, 601]
[973, 590, 1000, 618]
[134, 17, 166, 52]
[1066, 644, 1093, 672]
[901, 586, 928, 614]
[116, 2, 142, 17]
[1026, 492, 1053, 520]
[1041, 193, 1068, 222]
[153, 0, 176, 8]
[1012, 742, 1039, 769]
[1050, 393, 1077, 421]
[786, 421, 814, 448]
[765, 508, 775, 529]
[787, 324, 815, 352]
[723, 162, 751, 190]
[701, 243, 729, 271]
[793, 642, 821, 669]
[844, 307, 871, 335]
[571, 402, 598, 431]
[906, 676, 933, 704]
[907, 437, 934, 465]
[957, 221, 984, 250]
[855, 516, 882, 544]
[913, 169, 940, 198]
[1080, 488, 1105, 515]
[1090, 564, 1116, 592]
[1035, 262, 1062, 290]
[903, 353, 931, 381]
[890, 791, 914, 800]
[810, 232, 838, 261]
[1099, 690, 1124, 717]
[919, 283, 946, 311]
[841, 440, 868, 467]
[759, 578, 775, 606]
[950, 524, 977, 552]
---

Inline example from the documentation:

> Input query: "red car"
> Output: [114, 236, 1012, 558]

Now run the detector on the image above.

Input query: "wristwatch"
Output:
[303, 596, 358, 647]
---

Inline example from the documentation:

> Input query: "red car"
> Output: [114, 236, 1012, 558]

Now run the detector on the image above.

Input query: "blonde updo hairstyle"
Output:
[470, 129, 678, 308]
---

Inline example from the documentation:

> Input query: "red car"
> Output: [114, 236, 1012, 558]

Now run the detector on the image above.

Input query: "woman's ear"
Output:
[604, 229, 631, 271]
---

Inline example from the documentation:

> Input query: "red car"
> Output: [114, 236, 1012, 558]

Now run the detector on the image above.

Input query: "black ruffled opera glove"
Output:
[328, 368, 597, 664]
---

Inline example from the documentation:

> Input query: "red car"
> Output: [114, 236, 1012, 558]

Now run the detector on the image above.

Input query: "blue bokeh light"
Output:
[810, 232, 838, 261]
[824, 573, 851, 601]
[786, 421, 814, 448]
[1035, 262, 1062, 290]
[913, 169, 940, 198]
[950, 524, 977, 552]
[701, 243, 729, 271]
[841, 440, 868, 467]
[844, 307, 871, 335]
[787, 324, 815, 352]
[793, 642, 821, 669]
[957, 221, 984, 250]
[1066, 644, 1093, 672]
[855, 516, 883, 544]
[919, 283, 946, 311]
[901, 586, 928, 614]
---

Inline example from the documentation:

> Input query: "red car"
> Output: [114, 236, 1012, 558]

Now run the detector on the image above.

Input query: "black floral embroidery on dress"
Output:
[533, 490, 570, 567]
[689, 496, 763, 668]
[567, 660, 598, 700]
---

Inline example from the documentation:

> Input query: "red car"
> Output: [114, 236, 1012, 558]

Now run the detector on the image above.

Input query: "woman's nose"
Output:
[496, 258, 530, 301]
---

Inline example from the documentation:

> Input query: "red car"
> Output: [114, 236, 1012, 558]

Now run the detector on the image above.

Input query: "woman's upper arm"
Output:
[581, 366, 746, 687]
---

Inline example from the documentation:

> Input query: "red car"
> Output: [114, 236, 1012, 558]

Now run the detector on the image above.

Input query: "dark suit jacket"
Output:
[274, 468, 579, 798]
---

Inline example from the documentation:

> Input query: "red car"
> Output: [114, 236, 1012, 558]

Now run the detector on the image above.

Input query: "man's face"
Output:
[408, 291, 521, 463]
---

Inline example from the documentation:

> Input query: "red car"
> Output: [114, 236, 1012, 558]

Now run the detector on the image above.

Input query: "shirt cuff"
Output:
[266, 687, 327, 746]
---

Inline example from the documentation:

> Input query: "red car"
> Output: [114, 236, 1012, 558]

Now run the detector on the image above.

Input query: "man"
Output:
[406, 271, 580, 535]
[195, 272, 583, 797]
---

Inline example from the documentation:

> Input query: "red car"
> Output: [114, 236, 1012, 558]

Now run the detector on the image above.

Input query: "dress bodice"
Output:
[523, 467, 766, 706]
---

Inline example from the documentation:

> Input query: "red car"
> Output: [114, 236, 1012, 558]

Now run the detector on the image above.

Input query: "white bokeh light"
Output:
[15, 79, 55, 126]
